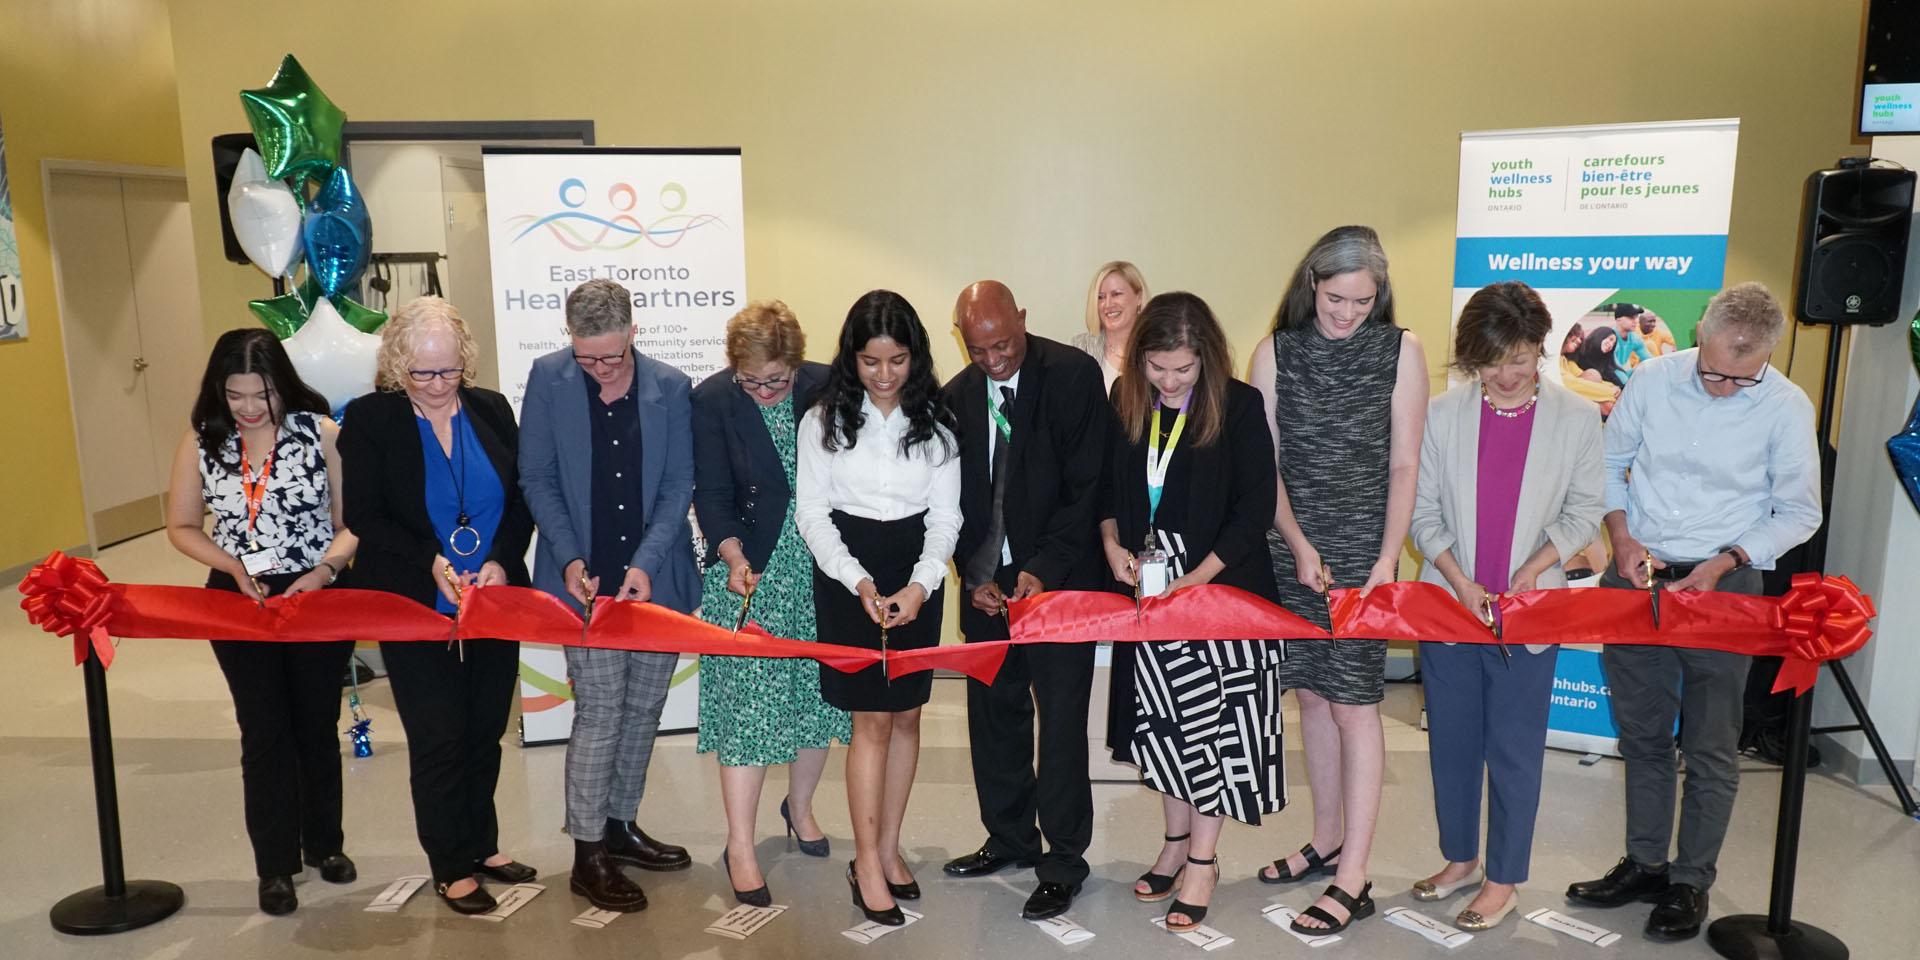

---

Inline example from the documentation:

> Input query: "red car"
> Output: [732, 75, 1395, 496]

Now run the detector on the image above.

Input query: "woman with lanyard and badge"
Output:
[165, 329, 359, 915]
[1098, 292, 1284, 934]
[339, 297, 536, 915]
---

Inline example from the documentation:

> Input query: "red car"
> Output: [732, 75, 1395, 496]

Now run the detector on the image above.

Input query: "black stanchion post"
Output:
[47, 642, 183, 935]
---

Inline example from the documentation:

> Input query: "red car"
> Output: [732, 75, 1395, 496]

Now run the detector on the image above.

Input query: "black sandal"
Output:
[1291, 881, 1375, 935]
[1165, 856, 1219, 932]
[1260, 841, 1342, 884]
[1135, 833, 1190, 902]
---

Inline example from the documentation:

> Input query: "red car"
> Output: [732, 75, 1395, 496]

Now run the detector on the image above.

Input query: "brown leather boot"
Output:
[569, 839, 648, 912]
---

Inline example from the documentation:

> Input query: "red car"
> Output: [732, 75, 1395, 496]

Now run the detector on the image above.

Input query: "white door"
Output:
[441, 157, 498, 389]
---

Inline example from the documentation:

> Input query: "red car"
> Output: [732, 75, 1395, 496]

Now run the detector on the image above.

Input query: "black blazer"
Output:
[339, 387, 534, 608]
[690, 361, 829, 569]
[943, 334, 1112, 638]
[1102, 378, 1280, 602]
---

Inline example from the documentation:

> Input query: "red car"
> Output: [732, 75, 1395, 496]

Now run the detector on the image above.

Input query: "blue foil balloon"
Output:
[303, 166, 371, 297]
[1890, 310, 1920, 517]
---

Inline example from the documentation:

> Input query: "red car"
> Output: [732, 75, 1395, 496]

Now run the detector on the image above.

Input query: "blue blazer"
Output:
[517, 347, 698, 614]
[690, 361, 828, 569]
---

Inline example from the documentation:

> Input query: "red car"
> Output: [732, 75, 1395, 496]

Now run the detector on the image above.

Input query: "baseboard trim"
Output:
[1811, 732, 1918, 787]
[0, 544, 92, 589]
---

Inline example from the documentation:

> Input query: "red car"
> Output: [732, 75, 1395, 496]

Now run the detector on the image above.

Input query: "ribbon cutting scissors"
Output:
[579, 572, 596, 643]
[441, 564, 466, 661]
[1320, 564, 1336, 640]
[1478, 591, 1510, 666]
[1644, 553, 1661, 630]
[730, 574, 758, 639]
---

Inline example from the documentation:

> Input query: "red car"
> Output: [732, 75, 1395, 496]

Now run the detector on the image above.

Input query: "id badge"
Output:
[240, 549, 280, 577]
[1136, 547, 1170, 599]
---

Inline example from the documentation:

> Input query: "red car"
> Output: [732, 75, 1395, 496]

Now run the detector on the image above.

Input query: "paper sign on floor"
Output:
[1527, 908, 1622, 946]
[843, 908, 923, 944]
[572, 906, 628, 929]
[1261, 904, 1342, 946]
[364, 876, 428, 912]
[707, 903, 787, 939]
[1385, 906, 1474, 948]
[1030, 914, 1095, 945]
[471, 883, 543, 922]
[1150, 917, 1234, 950]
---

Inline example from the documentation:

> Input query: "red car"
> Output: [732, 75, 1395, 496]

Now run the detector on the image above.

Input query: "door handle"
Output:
[132, 356, 149, 372]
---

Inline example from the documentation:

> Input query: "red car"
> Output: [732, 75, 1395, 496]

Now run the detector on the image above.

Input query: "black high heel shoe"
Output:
[1165, 856, 1219, 932]
[1135, 833, 1190, 903]
[886, 859, 920, 901]
[780, 797, 830, 857]
[848, 862, 905, 926]
[722, 849, 772, 908]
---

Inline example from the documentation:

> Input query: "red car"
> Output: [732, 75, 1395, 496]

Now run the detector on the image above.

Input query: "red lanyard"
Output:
[239, 439, 275, 546]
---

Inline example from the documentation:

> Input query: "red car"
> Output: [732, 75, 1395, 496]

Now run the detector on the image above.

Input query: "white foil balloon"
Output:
[227, 148, 303, 278]
[282, 299, 380, 411]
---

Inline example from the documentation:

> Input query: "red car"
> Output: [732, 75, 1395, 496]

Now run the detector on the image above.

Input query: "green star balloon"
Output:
[248, 293, 309, 339]
[240, 54, 346, 183]
[334, 294, 388, 334]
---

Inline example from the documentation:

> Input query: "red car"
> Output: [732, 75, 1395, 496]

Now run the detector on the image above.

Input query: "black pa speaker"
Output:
[211, 132, 260, 266]
[1792, 159, 1916, 325]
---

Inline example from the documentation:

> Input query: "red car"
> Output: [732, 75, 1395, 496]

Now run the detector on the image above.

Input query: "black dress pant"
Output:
[207, 570, 354, 878]
[380, 637, 520, 883]
[964, 565, 1096, 886]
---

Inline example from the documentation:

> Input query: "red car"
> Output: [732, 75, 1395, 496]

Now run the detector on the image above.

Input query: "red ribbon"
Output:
[12, 552, 1877, 695]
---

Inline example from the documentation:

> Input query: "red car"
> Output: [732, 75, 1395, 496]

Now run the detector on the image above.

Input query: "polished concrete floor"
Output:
[5, 532, 1918, 959]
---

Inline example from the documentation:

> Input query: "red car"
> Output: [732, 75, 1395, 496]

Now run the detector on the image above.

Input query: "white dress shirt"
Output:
[796, 395, 962, 597]
[1602, 349, 1821, 568]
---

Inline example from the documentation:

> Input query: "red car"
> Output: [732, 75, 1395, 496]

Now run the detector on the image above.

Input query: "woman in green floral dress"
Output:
[690, 301, 850, 905]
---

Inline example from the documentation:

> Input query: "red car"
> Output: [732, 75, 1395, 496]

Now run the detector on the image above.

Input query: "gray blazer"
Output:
[517, 347, 699, 614]
[1410, 377, 1604, 652]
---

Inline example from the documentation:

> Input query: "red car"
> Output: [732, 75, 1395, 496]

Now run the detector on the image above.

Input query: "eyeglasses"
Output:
[733, 373, 792, 392]
[1698, 367, 1765, 388]
[573, 352, 629, 368]
[407, 368, 466, 383]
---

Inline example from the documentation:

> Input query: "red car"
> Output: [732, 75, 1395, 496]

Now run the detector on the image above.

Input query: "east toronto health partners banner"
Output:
[483, 147, 744, 744]
[1451, 118, 1739, 755]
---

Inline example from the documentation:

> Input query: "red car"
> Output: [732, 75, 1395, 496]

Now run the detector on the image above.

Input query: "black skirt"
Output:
[815, 510, 942, 712]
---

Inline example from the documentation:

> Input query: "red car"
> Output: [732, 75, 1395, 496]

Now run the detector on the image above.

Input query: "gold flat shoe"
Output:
[1411, 865, 1483, 901]
[1456, 892, 1519, 931]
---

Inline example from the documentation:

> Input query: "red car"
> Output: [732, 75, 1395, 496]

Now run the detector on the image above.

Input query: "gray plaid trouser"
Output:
[564, 647, 678, 839]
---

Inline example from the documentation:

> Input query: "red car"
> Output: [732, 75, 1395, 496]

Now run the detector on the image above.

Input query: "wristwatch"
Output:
[1717, 546, 1749, 570]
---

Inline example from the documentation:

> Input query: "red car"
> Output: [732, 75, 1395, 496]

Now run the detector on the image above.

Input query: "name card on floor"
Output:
[1149, 917, 1235, 950]
[1261, 904, 1342, 946]
[572, 906, 629, 929]
[843, 908, 923, 944]
[471, 883, 544, 922]
[707, 903, 788, 939]
[1385, 906, 1474, 948]
[1527, 908, 1622, 946]
[364, 875, 429, 912]
[1030, 915, 1095, 945]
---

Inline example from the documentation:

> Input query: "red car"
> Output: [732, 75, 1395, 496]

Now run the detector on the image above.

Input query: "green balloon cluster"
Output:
[247, 272, 387, 338]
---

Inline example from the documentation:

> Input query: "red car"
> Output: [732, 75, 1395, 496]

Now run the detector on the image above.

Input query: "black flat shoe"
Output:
[1260, 841, 1342, 884]
[943, 845, 1036, 878]
[258, 875, 298, 915]
[1291, 881, 1375, 935]
[848, 862, 904, 926]
[1646, 883, 1708, 941]
[780, 797, 830, 857]
[1136, 833, 1190, 902]
[473, 858, 537, 884]
[435, 879, 497, 915]
[722, 849, 772, 908]
[1165, 856, 1219, 932]
[1566, 857, 1670, 907]
[306, 853, 357, 884]
[1023, 881, 1081, 921]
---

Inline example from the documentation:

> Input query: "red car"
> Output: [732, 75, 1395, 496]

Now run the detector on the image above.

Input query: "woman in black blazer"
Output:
[689, 301, 849, 905]
[1097, 292, 1283, 934]
[339, 297, 535, 915]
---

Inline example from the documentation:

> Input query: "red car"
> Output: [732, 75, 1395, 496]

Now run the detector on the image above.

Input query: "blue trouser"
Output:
[1421, 641, 1558, 884]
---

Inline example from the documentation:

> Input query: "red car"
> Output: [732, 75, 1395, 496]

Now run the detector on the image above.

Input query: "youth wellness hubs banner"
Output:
[1452, 118, 1740, 754]
[484, 146, 745, 744]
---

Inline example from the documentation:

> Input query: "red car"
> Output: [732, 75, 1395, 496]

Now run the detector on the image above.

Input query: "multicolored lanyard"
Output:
[1145, 400, 1187, 525]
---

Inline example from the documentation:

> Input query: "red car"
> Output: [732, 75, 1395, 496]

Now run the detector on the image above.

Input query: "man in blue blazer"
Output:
[519, 278, 699, 913]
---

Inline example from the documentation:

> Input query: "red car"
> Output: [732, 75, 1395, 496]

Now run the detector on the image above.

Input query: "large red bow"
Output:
[17, 551, 117, 668]
[1772, 573, 1876, 694]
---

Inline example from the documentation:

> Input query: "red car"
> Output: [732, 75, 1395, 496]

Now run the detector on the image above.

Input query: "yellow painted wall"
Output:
[0, 0, 183, 573]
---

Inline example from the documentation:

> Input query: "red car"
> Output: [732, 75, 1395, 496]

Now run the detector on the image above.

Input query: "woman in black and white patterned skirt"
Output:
[164, 328, 359, 916]
[1249, 225, 1429, 935]
[1099, 292, 1282, 934]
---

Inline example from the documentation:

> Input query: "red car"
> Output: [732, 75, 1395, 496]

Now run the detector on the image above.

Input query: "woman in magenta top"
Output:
[1407, 282, 1605, 931]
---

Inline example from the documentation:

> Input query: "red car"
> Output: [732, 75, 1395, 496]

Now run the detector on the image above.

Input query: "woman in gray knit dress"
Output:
[1249, 226, 1428, 934]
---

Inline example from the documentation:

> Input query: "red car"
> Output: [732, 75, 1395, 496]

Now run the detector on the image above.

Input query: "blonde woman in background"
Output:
[1071, 261, 1149, 390]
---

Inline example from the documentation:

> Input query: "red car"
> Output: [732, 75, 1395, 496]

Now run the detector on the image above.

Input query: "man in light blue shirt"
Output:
[1565, 283, 1820, 942]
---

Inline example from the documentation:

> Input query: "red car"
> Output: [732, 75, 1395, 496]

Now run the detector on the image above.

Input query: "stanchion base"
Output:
[49, 881, 184, 935]
[1707, 915, 1847, 960]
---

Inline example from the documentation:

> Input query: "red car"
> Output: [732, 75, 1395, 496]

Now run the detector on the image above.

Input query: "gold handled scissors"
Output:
[578, 572, 596, 642]
[1478, 591, 1510, 666]
[730, 573, 758, 639]
[1643, 553, 1661, 630]
[441, 564, 466, 662]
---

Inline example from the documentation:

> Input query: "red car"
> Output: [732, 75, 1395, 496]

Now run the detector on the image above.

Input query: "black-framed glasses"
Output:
[733, 373, 792, 392]
[573, 352, 628, 368]
[1699, 366, 1765, 388]
[407, 368, 466, 383]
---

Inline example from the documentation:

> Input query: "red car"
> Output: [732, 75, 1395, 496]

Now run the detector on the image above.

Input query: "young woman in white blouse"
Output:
[796, 289, 962, 926]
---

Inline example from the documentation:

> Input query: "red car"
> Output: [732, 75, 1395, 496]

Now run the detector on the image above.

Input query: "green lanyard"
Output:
[988, 387, 1012, 443]
[1145, 401, 1187, 525]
